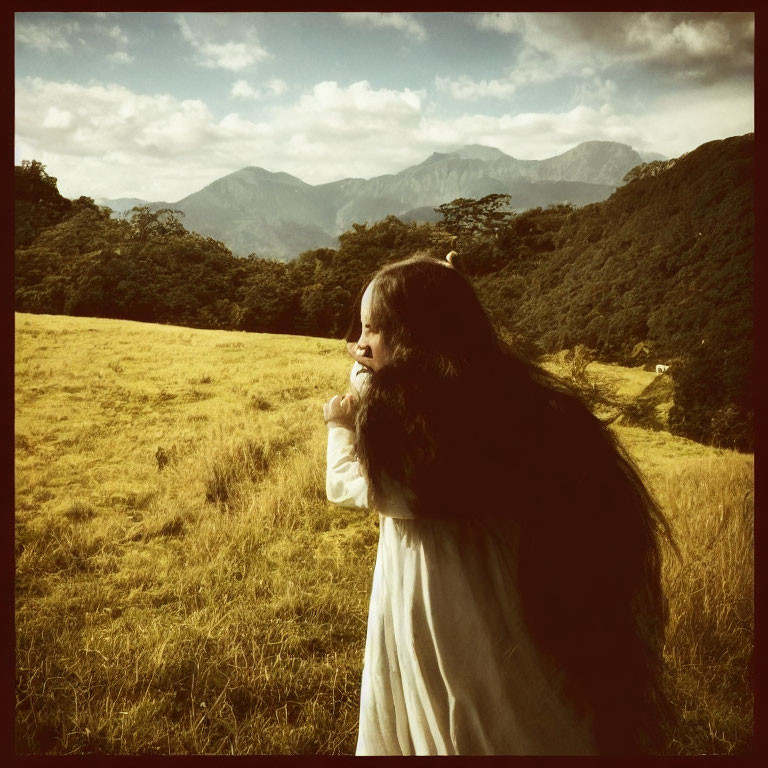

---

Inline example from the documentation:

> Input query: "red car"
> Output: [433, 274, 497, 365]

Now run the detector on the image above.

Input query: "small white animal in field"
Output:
[655, 364, 670, 375]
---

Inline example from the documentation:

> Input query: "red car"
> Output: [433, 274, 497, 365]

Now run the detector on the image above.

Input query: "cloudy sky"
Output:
[14, 11, 754, 203]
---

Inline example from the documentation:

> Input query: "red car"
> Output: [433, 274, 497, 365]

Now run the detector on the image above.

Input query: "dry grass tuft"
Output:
[654, 455, 753, 754]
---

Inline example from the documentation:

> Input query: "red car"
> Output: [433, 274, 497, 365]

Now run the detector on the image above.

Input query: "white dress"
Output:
[325, 364, 597, 756]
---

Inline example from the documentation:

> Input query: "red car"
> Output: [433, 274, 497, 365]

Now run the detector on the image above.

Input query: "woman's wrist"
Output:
[326, 420, 354, 431]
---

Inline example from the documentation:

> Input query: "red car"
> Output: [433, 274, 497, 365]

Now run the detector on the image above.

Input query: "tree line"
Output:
[14, 134, 754, 451]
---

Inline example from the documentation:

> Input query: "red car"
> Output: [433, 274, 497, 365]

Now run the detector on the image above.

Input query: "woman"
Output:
[323, 255, 675, 755]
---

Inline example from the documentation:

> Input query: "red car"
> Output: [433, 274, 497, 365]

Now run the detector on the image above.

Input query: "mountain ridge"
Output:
[97, 140, 661, 259]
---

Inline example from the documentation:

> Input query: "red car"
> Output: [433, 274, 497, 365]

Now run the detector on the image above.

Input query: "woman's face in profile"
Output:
[357, 280, 390, 371]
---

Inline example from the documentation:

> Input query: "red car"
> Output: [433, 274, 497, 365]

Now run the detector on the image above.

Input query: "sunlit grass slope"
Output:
[15, 313, 753, 754]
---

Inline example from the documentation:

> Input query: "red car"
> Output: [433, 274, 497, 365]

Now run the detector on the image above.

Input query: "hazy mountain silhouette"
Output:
[99, 141, 657, 260]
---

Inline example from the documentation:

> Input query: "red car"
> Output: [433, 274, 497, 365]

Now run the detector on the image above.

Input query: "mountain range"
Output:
[98, 141, 665, 260]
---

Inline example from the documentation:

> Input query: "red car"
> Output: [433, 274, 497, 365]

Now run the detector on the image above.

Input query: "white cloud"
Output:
[573, 77, 617, 107]
[176, 14, 270, 71]
[230, 78, 287, 100]
[271, 81, 424, 160]
[435, 44, 561, 101]
[267, 78, 287, 96]
[442, 13, 752, 104]
[470, 12, 754, 85]
[42, 106, 73, 129]
[14, 74, 753, 202]
[108, 51, 134, 64]
[415, 110, 598, 161]
[474, 12, 524, 35]
[340, 12, 426, 41]
[231, 79, 259, 99]
[16, 15, 136, 67]
[629, 81, 754, 157]
[294, 80, 423, 116]
[422, 80, 753, 162]
[15, 18, 79, 52]
[15, 78, 217, 163]
[14, 77, 428, 199]
[627, 14, 732, 60]
[107, 25, 128, 45]
[16, 78, 423, 201]
[200, 41, 264, 71]
[436, 74, 517, 100]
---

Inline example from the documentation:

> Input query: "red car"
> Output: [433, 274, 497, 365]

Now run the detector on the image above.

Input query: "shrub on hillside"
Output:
[668, 351, 753, 452]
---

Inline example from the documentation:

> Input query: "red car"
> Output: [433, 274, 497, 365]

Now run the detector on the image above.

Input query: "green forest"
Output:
[15, 133, 753, 451]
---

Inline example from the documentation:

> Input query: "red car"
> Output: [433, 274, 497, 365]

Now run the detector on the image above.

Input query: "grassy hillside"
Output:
[15, 313, 753, 754]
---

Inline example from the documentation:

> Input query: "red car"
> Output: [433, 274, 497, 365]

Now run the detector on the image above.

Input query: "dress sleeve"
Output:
[326, 425, 369, 509]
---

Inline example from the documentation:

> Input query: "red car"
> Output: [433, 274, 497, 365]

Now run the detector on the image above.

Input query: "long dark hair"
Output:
[348, 255, 677, 754]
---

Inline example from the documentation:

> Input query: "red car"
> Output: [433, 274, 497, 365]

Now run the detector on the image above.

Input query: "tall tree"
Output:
[435, 193, 512, 237]
[15, 160, 72, 247]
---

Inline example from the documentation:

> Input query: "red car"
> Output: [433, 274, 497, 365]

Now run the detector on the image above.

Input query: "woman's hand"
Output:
[323, 392, 358, 430]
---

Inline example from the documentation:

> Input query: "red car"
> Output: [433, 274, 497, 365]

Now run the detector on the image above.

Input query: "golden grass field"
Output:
[15, 312, 754, 754]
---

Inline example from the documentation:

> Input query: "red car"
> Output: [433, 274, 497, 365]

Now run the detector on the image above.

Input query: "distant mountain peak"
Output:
[639, 151, 668, 163]
[571, 139, 628, 147]
[449, 144, 512, 162]
[556, 140, 641, 156]
[412, 144, 511, 168]
[105, 138, 665, 259]
[413, 151, 451, 168]
[228, 166, 310, 186]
